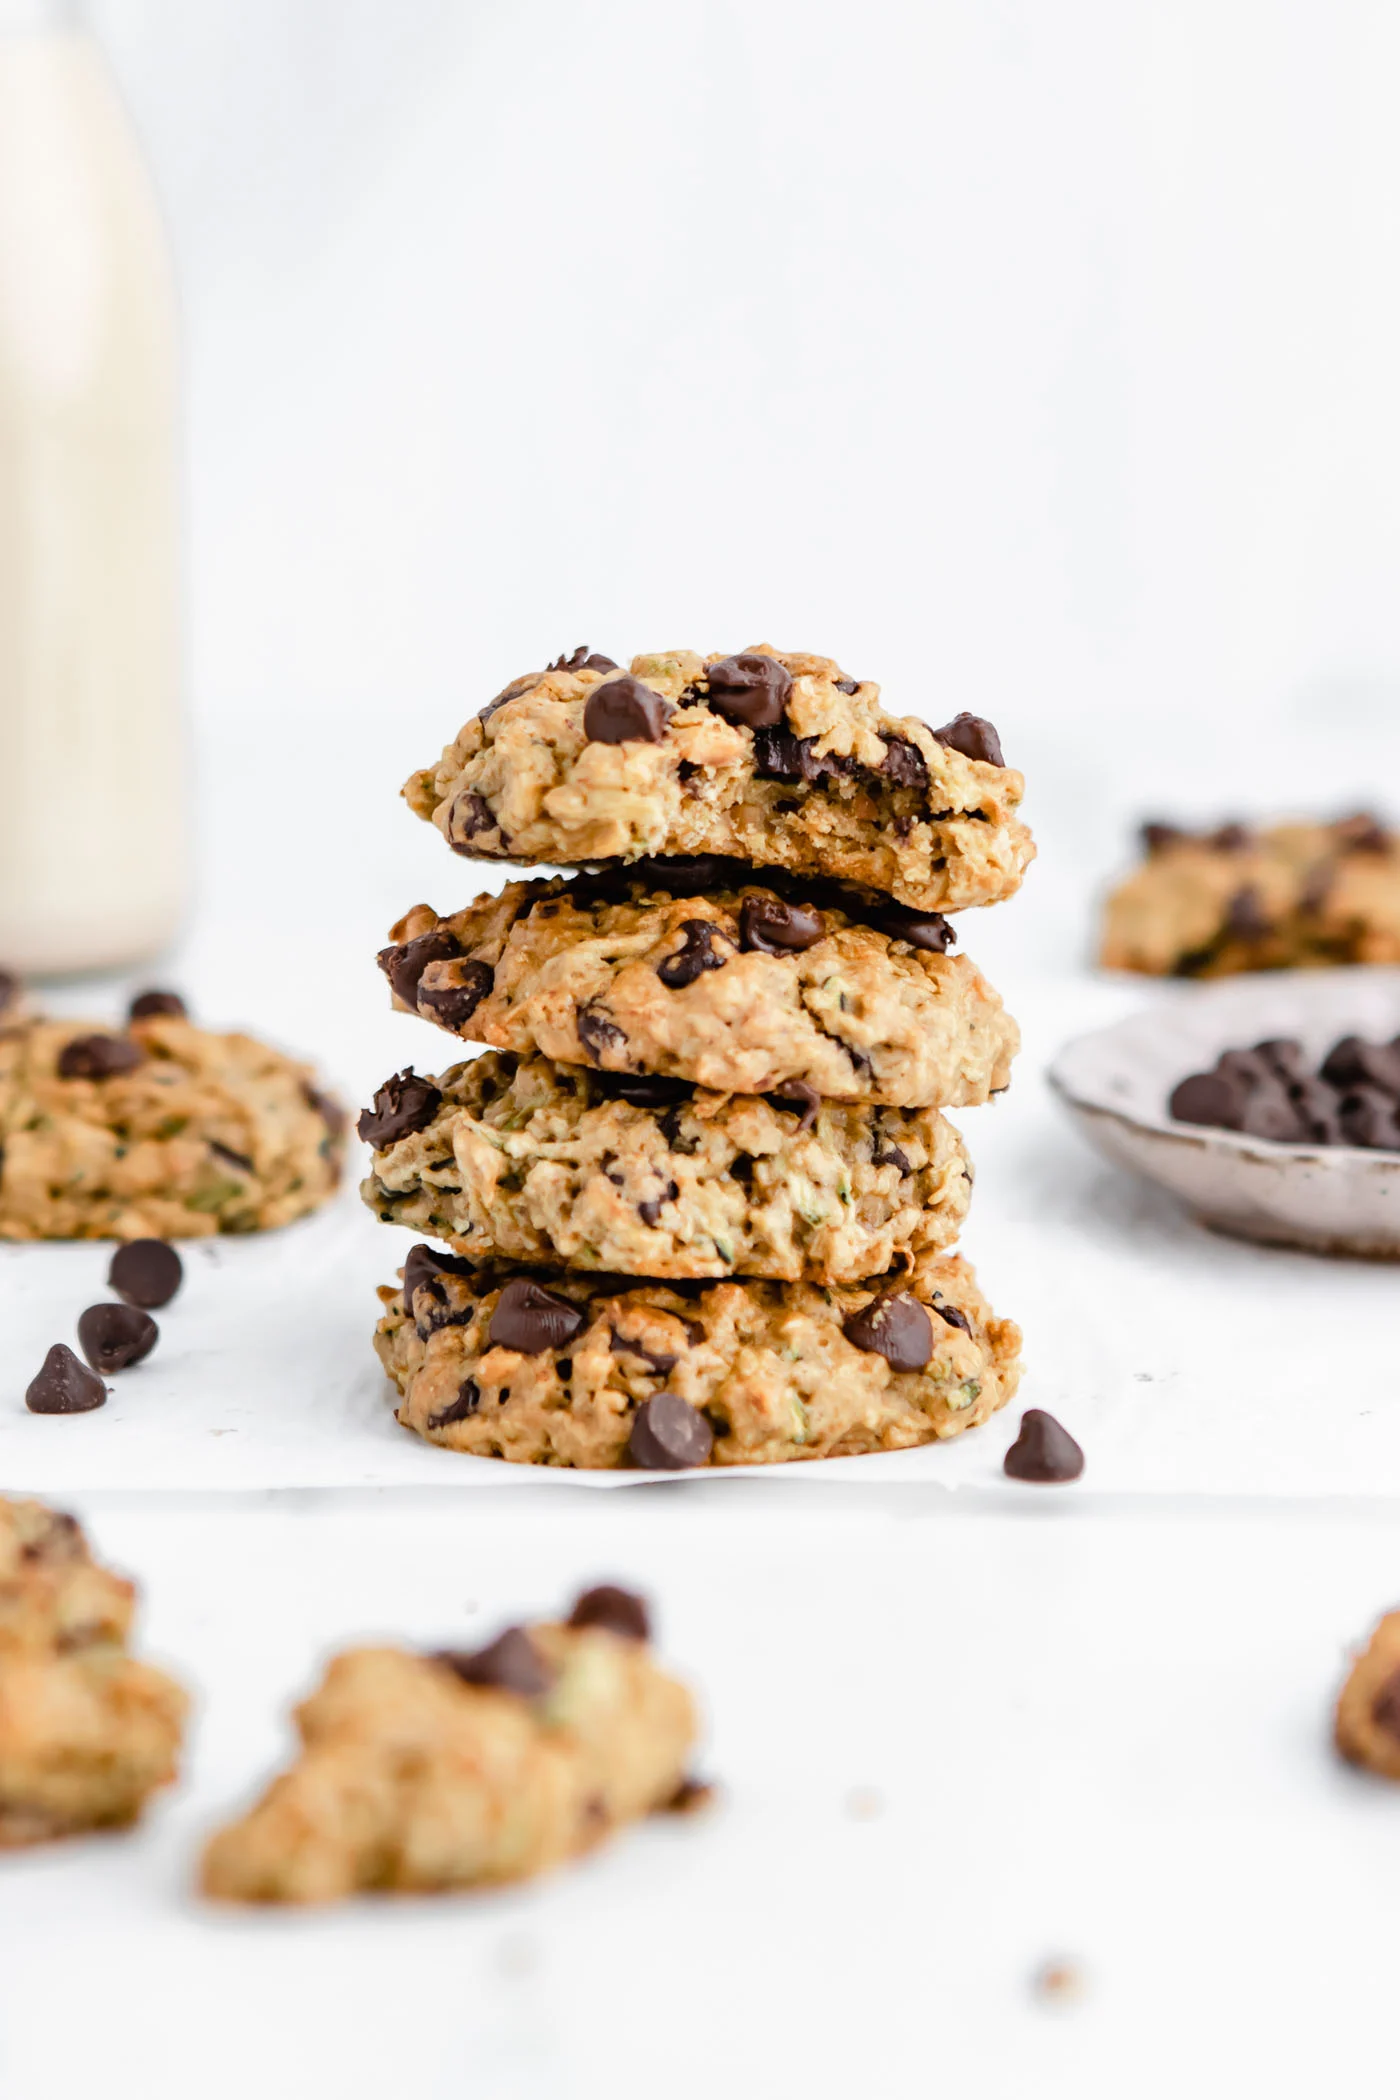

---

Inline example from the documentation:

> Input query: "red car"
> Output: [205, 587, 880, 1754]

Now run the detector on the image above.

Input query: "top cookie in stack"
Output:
[362, 646, 1031, 1471]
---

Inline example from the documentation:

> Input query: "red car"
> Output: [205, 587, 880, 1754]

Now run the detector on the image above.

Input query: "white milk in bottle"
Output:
[0, 0, 186, 974]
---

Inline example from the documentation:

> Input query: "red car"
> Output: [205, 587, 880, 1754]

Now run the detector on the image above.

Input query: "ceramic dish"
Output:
[1047, 967, 1400, 1257]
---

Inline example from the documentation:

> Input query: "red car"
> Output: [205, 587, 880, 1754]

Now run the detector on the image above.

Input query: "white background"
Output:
[8, 4, 1400, 2093]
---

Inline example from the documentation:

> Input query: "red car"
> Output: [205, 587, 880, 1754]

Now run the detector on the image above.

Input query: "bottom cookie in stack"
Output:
[374, 1244, 1021, 1469]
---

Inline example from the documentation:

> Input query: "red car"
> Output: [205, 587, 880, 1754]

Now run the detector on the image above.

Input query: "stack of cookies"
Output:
[359, 646, 1033, 1470]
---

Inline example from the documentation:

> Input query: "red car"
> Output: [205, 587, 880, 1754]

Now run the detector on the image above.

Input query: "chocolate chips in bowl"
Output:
[1169, 1035, 1400, 1151]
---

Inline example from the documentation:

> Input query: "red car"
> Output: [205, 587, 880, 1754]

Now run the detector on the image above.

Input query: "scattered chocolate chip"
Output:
[1370, 1666, 1400, 1740]
[488, 1278, 585, 1354]
[402, 1242, 476, 1312]
[438, 1626, 554, 1697]
[76, 1303, 157, 1374]
[592, 1071, 694, 1108]
[868, 903, 955, 953]
[109, 1239, 183, 1309]
[209, 1140, 254, 1174]
[1003, 1408, 1084, 1482]
[834, 677, 861, 695]
[841, 1292, 933, 1371]
[664, 1776, 717, 1814]
[703, 653, 793, 729]
[357, 1069, 443, 1149]
[628, 1391, 714, 1469]
[1140, 821, 1184, 855]
[1168, 1071, 1246, 1131]
[1224, 886, 1270, 940]
[638, 1181, 679, 1228]
[427, 1379, 481, 1429]
[26, 1344, 107, 1415]
[1334, 811, 1391, 854]
[1338, 1086, 1400, 1149]
[767, 1080, 820, 1131]
[448, 791, 497, 847]
[1208, 822, 1251, 851]
[739, 896, 824, 954]
[376, 928, 463, 1009]
[0, 970, 18, 1016]
[932, 712, 1005, 766]
[128, 989, 187, 1021]
[576, 1006, 629, 1064]
[583, 675, 674, 744]
[56, 1034, 143, 1081]
[657, 919, 730, 989]
[880, 736, 929, 789]
[934, 1302, 972, 1333]
[548, 645, 618, 673]
[1320, 1036, 1400, 1096]
[567, 1585, 651, 1641]
[417, 959, 494, 1031]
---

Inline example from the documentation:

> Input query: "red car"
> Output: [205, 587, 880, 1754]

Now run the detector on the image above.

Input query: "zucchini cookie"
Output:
[378, 859, 1019, 1108]
[360, 1051, 973, 1282]
[403, 645, 1033, 915]
[1101, 813, 1400, 976]
[201, 1590, 697, 1903]
[0, 1498, 187, 1844]
[374, 1245, 1022, 1468]
[0, 1012, 345, 1240]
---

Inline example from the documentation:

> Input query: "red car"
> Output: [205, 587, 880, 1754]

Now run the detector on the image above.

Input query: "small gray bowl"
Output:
[1047, 968, 1400, 1257]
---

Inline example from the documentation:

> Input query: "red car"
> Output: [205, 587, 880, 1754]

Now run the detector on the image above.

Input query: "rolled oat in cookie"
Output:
[373, 1248, 1021, 1468]
[360, 1050, 974, 1283]
[402, 646, 1032, 915]
[200, 1594, 696, 1903]
[377, 863, 1018, 1109]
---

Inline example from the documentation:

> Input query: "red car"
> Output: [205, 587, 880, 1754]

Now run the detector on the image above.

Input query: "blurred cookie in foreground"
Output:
[0, 1010, 345, 1240]
[360, 1050, 974, 1284]
[0, 1497, 187, 1843]
[1100, 813, 1400, 976]
[1336, 1610, 1400, 1779]
[201, 1588, 698, 1903]
[375, 1248, 1021, 1468]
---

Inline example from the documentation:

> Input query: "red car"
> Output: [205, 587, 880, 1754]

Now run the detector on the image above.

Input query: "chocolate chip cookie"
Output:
[374, 1245, 1021, 1467]
[377, 861, 1018, 1108]
[402, 646, 1033, 915]
[1101, 813, 1400, 976]
[0, 1497, 187, 1844]
[201, 1591, 696, 1902]
[0, 1013, 345, 1240]
[360, 1050, 973, 1283]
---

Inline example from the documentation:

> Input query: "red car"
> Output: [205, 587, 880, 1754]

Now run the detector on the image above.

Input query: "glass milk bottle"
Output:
[0, 0, 185, 974]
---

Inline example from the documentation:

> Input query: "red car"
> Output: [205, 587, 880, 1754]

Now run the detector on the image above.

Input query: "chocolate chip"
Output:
[1288, 1075, 1344, 1143]
[767, 1081, 820, 1131]
[628, 1391, 714, 1469]
[448, 791, 497, 848]
[1003, 1409, 1084, 1482]
[417, 959, 494, 1031]
[576, 1006, 629, 1064]
[209, 1140, 254, 1174]
[476, 674, 538, 724]
[704, 653, 793, 728]
[26, 1344, 107, 1415]
[618, 855, 735, 897]
[1224, 886, 1270, 940]
[1253, 1038, 1306, 1083]
[834, 677, 860, 695]
[932, 713, 1005, 766]
[376, 928, 463, 1009]
[1338, 1086, 1400, 1150]
[664, 1776, 717, 1814]
[0, 970, 18, 1016]
[548, 645, 618, 673]
[1320, 1036, 1400, 1096]
[657, 919, 730, 989]
[109, 1239, 183, 1309]
[76, 1303, 158, 1374]
[609, 1329, 679, 1376]
[1370, 1666, 1400, 1740]
[841, 1292, 934, 1371]
[488, 1278, 585, 1354]
[438, 1626, 554, 1697]
[1237, 1078, 1308, 1143]
[868, 903, 955, 953]
[880, 736, 929, 789]
[750, 724, 855, 784]
[1168, 1071, 1246, 1130]
[934, 1301, 972, 1333]
[1209, 822, 1251, 851]
[845, 1043, 875, 1080]
[592, 1071, 694, 1109]
[872, 1137, 912, 1174]
[739, 896, 824, 955]
[56, 1034, 143, 1081]
[427, 1379, 481, 1429]
[1140, 822, 1184, 855]
[128, 989, 187, 1021]
[357, 1069, 443, 1149]
[567, 1585, 651, 1641]
[1334, 811, 1390, 854]
[402, 1242, 476, 1312]
[638, 1181, 678, 1228]
[583, 675, 673, 744]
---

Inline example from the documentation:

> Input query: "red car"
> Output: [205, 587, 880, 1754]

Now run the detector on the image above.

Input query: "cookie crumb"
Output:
[1032, 1958, 1085, 2004]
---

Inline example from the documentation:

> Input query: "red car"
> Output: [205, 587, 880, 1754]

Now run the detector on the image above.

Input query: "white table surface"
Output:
[7, 722, 1400, 2098]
